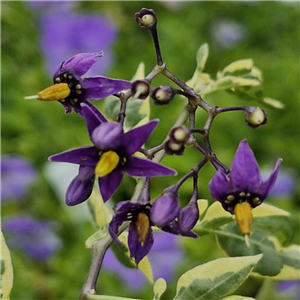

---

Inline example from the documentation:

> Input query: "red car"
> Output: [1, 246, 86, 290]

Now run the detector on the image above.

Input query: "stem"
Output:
[80, 223, 129, 300]
[150, 24, 163, 66]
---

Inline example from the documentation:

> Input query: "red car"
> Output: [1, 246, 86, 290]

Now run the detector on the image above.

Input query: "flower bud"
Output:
[151, 86, 174, 105]
[135, 8, 157, 29]
[170, 126, 190, 143]
[150, 193, 180, 227]
[245, 107, 267, 128]
[164, 139, 185, 156]
[131, 80, 150, 99]
[179, 201, 199, 232]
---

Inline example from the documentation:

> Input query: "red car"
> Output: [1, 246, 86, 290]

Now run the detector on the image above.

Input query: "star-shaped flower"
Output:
[49, 103, 176, 205]
[109, 196, 197, 266]
[26, 52, 131, 115]
[209, 139, 282, 238]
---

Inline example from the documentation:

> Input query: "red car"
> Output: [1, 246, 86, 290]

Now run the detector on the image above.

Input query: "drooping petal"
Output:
[128, 222, 154, 265]
[161, 221, 199, 239]
[54, 52, 103, 79]
[108, 201, 137, 244]
[119, 120, 159, 155]
[98, 170, 123, 202]
[208, 169, 231, 202]
[258, 158, 282, 201]
[230, 139, 261, 192]
[121, 156, 176, 177]
[91, 122, 123, 150]
[82, 76, 131, 100]
[150, 193, 180, 227]
[80, 103, 107, 138]
[49, 146, 99, 166]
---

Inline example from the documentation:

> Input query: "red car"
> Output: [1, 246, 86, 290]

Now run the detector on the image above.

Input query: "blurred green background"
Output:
[1, 1, 299, 300]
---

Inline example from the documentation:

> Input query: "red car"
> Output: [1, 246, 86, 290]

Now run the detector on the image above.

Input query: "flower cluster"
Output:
[25, 7, 283, 292]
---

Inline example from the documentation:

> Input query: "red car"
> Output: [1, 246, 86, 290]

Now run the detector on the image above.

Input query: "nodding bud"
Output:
[164, 126, 190, 156]
[245, 107, 267, 128]
[131, 80, 150, 100]
[135, 8, 157, 29]
[170, 126, 190, 143]
[151, 86, 174, 105]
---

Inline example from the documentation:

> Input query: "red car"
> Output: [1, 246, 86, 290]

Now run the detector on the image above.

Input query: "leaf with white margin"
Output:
[174, 255, 262, 300]
[153, 278, 167, 300]
[1, 231, 14, 300]
[219, 59, 253, 78]
[263, 97, 284, 109]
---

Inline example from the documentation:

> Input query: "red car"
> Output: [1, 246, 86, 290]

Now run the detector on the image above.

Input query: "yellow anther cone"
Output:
[135, 212, 150, 246]
[25, 83, 71, 101]
[234, 202, 253, 236]
[95, 151, 120, 177]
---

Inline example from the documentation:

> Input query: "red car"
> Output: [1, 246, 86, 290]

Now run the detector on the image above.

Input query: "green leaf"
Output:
[220, 59, 253, 78]
[153, 278, 167, 300]
[216, 215, 296, 277]
[214, 76, 260, 90]
[194, 202, 234, 234]
[196, 43, 209, 73]
[221, 296, 256, 300]
[124, 99, 147, 130]
[174, 255, 262, 300]
[1, 231, 14, 300]
[103, 95, 121, 121]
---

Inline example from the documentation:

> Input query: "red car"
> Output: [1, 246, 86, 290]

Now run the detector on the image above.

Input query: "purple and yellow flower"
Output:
[26, 52, 131, 115]
[209, 139, 282, 238]
[109, 195, 197, 266]
[49, 103, 176, 205]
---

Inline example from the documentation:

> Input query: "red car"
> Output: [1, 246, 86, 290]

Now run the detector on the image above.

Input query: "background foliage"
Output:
[1, 1, 299, 300]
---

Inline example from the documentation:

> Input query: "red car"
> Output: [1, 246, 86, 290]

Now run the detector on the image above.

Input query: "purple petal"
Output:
[258, 158, 282, 201]
[119, 120, 159, 155]
[179, 201, 199, 232]
[150, 193, 180, 227]
[121, 156, 176, 177]
[231, 139, 261, 192]
[80, 103, 107, 138]
[82, 77, 132, 100]
[91, 122, 123, 150]
[128, 222, 154, 265]
[65, 173, 95, 206]
[49, 146, 99, 166]
[54, 52, 103, 79]
[161, 221, 199, 239]
[98, 171, 123, 202]
[209, 169, 231, 202]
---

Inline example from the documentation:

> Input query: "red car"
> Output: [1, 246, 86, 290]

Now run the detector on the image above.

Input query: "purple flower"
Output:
[108, 198, 196, 266]
[209, 139, 282, 213]
[28, 1, 117, 76]
[1, 155, 37, 202]
[50, 52, 131, 114]
[102, 232, 183, 289]
[2, 215, 62, 261]
[49, 103, 176, 204]
[209, 139, 282, 236]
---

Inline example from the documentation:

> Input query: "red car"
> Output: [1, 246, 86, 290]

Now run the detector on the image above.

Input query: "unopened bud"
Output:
[246, 107, 267, 128]
[170, 126, 190, 143]
[151, 86, 174, 105]
[164, 140, 185, 156]
[131, 80, 150, 100]
[135, 8, 157, 29]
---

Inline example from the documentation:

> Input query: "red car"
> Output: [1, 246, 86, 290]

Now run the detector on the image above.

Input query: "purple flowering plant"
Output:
[3, 6, 299, 300]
